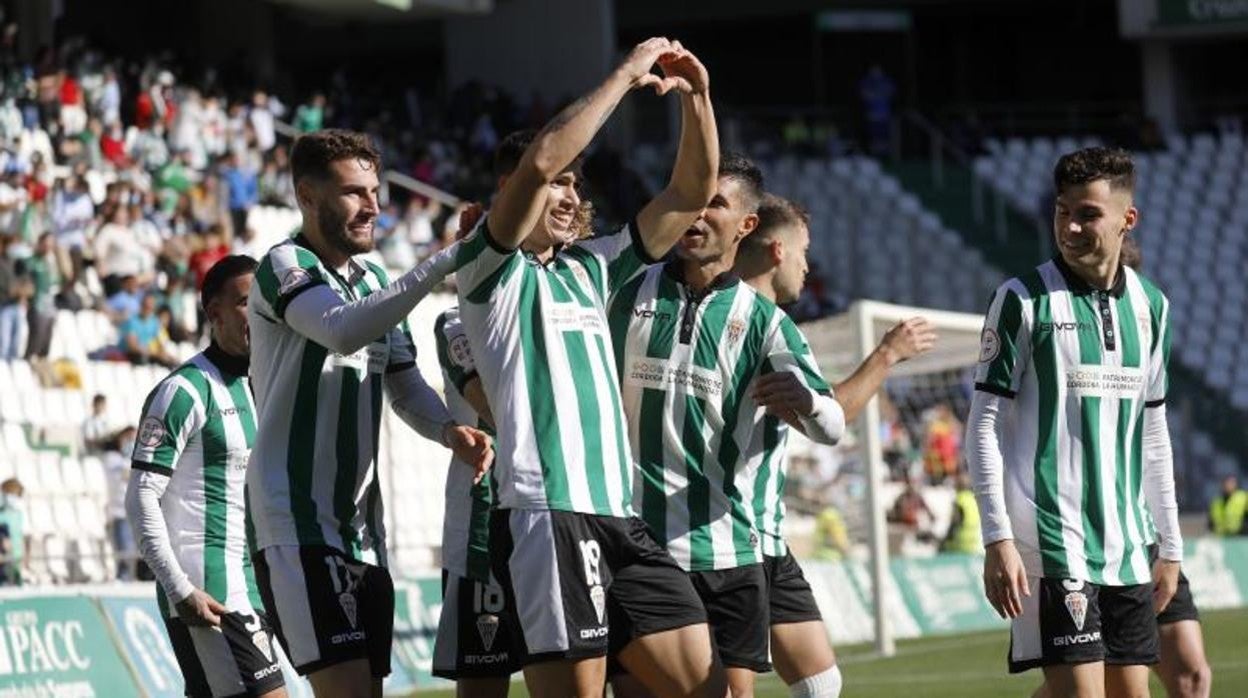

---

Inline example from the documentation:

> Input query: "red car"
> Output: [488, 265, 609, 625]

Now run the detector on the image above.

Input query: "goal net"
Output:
[788, 299, 987, 654]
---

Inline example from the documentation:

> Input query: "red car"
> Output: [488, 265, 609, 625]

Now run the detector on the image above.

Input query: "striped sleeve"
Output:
[1145, 292, 1171, 407]
[435, 310, 476, 394]
[455, 220, 523, 304]
[576, 219, 659, 300]
[763, 315, 831, 393]
[254, 242, 326, 320]
[132, 378, 205, 474]
[973, 283, 1031, 399]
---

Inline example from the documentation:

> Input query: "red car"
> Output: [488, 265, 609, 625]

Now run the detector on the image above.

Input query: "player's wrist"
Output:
[439, 420, 458, 448]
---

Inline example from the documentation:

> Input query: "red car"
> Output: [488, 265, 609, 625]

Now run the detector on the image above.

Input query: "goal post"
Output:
[801, 299, 988, 656]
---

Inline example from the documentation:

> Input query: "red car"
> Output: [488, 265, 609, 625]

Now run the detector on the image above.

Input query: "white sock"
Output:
[789, 665, 842, 698]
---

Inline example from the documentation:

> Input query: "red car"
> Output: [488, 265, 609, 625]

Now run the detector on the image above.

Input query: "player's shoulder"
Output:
[994, 262, 1054, 301]
[1124, 266, 1168, 303]
[143, 356, 212, 414]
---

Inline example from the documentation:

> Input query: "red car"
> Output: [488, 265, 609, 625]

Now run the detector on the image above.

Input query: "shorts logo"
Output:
[726, 318, 746, 346]
[579, 539, 607, 625]
[279, 268, 311, 295]
[339, 592, 358, 629]
[449, 335, 474, 369]
[138, 416, 166, 447]
[476, 614, 500, 652]
[978, 328, 1000, 363]
[1061, 578, 1088, 632]
[251, 629, 274, 663]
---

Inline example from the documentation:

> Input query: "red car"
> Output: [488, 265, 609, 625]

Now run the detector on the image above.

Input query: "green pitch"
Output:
[408, 607, 1248, 697]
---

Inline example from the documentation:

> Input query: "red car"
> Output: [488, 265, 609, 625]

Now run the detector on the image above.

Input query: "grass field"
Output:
[409, 607, 1248, 697]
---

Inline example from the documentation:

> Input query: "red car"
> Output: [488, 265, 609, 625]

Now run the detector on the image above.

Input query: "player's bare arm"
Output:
[486, 37, 676, 250]
[634, 43, 720, 260]
[833, 317, 937, 422]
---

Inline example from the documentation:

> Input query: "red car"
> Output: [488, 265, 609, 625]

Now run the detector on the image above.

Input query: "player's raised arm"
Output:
[634, 43, 720, 260]
[486, 37, 676, 250]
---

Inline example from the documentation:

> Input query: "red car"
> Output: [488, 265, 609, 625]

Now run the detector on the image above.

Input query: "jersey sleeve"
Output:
[572, 219, 661, 301]
[455, 219, 525, 305]
[435, 310, 477, 394]
[254, 242, 327, 320]
[1145, 293, 1171, 407]
[761, 314, 832, 394]
[132, 378, 205, 475]
[366, 261, 420, 375]
[973, 283, 1032, 399]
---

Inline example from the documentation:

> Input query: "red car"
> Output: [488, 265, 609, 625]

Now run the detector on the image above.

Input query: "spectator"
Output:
[23, 232, 63, 357]
[859, 64, 896, 156]
[104, 426, 137, 580]
[940, 471, 982, 554]
[294, 92, 326, 133]
[94, 205, 150, 295]
[96, 65, 120, 126]
[105, 274, 143, 323]
[51, 172, 95, 255]
[221, 151, 257, 239]
[1209, 475, 1248, 536]
[249, 90, 276, 152]
[188, 224, 229, 289]
[888, 473, 935, 533]
[0, 477, 25, 585]
[119, 293, 178, 367]
[812, 504, 851, 561]
[0, 271, 31, 359]
[922, 403, 962, 485]
[82, 393, 111, 454]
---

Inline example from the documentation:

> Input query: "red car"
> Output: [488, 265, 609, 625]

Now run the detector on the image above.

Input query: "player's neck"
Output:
[682, 257, 735, 293]
[741, 269, 778, 303]
[1066, 252, 1121, 291]
[299, 226, 350, 269]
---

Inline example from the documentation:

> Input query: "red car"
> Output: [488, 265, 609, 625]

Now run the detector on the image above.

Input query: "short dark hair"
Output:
[494, 130, 537, 178]
[1053, 146, 1135, 195]
[290, 129, 381, 185]
[201, 255, 258, 309]
[493, 129, 584, 179]
[754, 193, 809, 239]
[719, 152, 765, 212]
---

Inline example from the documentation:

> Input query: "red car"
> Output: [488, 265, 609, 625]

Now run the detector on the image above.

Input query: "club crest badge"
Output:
[979, 327, 1001, 363]
[590, 584, 606, 625]
[251, 630, 274, 663]
[339, 592, 358, 629]
[476, 614, 500, 651]
[726, 318, 746, 346]
[1061, 579, 1088, 631]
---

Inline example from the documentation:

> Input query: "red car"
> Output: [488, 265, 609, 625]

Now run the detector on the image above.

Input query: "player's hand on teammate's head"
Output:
[751, 371, 816, 419]
[982, 539, 1030, 619]
[445, 423, 495, 483]
[457, 202, 484, 240]
[882, 317, 938, 365]
[656, 41, 709, 95]
[1151, 558, 1181, 614]
[176, 588, 227, 627]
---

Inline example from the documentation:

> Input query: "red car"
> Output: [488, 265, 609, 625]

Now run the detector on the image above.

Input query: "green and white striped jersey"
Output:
[247, 235, 417, 565]
[975, 257, 1171, 586]
[453, 222, 654, 516]
[434, 306, 496, 582]
[132, 348, 262, 618]
[610, 264, 831, 571]
[751, 415, 792, 559]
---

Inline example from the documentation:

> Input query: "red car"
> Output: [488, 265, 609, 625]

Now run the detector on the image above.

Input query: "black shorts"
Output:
[1008, 577, 1159, 673]
[490, 509, 706, 665]
[432, 570, 522, 680]
[763, 553, 823, 625]
[1149, 545, 1200, 625]
[165, 610, 285, 698]
[690, 565, 771, 672]
[253, 545, 394, 677]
